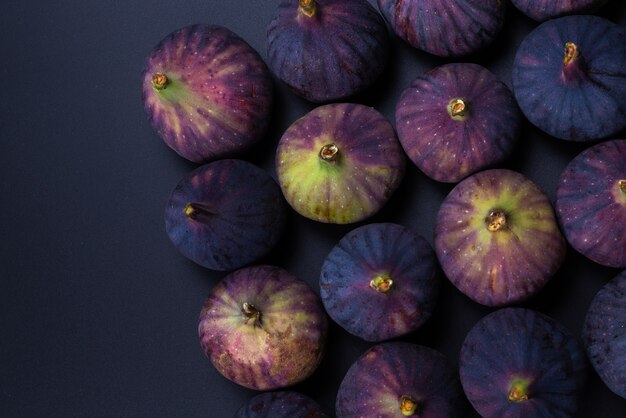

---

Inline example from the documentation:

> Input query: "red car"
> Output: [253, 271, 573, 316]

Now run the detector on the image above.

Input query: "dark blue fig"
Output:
[234, 391, 329, 417]
[376, 0, 505, 57]
[460, 308, 588, 418]
[320, 223, 438, 342]
[583, 270, 626, 399]
[510, 0, 609, 21]
[165, 160, 286, 271]
[512, 15, 626, 141]
[267, 0, 389, 102]
[336, 342, 465, 417]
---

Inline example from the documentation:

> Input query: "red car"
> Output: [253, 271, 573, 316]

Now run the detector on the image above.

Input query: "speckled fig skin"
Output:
[234, 391, 329, 417]
[276, 103, 405, 224]
[583, 271, 626, 399]
[376, 0, 505, 57]
[320, 223, 438, 342]
[460, 308, 588, 418]
[435, 169, 566, 306]
[336, 342, 465, 417]
[510, 0, 609, 21]
[512, 15, 626, 141]
[198, 265, 328, 391]
[142, 24, 273, 162]
[267, 0, 389, 103]
[556, 139, 626, 268]
[396, 63, 521, 183]
[165, 160, 286, 271]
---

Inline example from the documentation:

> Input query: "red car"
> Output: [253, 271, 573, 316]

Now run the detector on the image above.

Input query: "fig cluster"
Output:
[141, 0, 625, 416]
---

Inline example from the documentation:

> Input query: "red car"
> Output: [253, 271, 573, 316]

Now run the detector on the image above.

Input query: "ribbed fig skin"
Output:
[377, 0, 505, 57]
[556, 139, 626, 268]
[234, 391, 329, 417]
[510, 0, 609, 21]
[583, 271, 626, 399]
[142, 25, 273, 162]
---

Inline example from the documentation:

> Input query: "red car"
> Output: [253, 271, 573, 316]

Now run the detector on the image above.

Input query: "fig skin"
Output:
[267, 0, 389, 103]
[198, 265, 328, 391]
[434, 169, 566, 307]
[376, 0, 505, 57]
[512, 15, 626, 141]
[460, 308, 588, 418]
[556, 139, 626, 268]
[164, 159, 286, 271]
[142, 24, 273, 162]
[336, 342, 465, 417]
[276, 103, 405, 224]
[234, 391, 329, 417]
[583, 270, 626, 399]
[396, 63, 521, 183]
[510, 0, 609, 21]
[320, 223, 438, 342]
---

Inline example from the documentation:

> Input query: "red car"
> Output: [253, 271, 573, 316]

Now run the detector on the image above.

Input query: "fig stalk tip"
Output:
[152, 72, 169, 90]
[299, 0, 317, 17]
[399, 395, 418, 416]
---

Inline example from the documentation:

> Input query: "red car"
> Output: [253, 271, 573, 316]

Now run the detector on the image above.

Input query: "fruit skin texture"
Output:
[583, 270, 626, 399]
[234, 391, 329, 417]
[376, 0, 505, 57]
[320, 223, 438, 342]
[460, 308, 588, 418]
[267, 0, 389, 103]
[510, 0, 609, 21]
[556, 139, 626, 268]
[165, 159, 286, 271]
[198, 265, 328, 391]
[336, 342, 465, 417]
[276, 103, 405, 224]
[435, 169, 566, 306]
[512, 15, 626, 141]
[396, 63, 521, 183]
[142, 24, 273, 162]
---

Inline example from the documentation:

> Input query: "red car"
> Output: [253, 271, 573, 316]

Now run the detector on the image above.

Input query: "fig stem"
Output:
[399, 395, 418, 416]
[184, 202, 217, 223]
[448, 98, 468, 118]
[508, 378, 531, 403]
[619, 179, 626, 193]
[564, 42, 579, 65]
[242, 302, 262, 326]
[370, 273, 394, 294]
[152, 72, 169, 90]
[319, 143, 339, 162]
[486, 210, 507, 232]
[299, 0, 317, 17]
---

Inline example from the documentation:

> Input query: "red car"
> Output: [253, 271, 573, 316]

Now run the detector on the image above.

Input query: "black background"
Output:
[2, 1, 625, 416]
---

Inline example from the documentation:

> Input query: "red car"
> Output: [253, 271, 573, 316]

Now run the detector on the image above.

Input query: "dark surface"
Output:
[1, 1, 625, 417]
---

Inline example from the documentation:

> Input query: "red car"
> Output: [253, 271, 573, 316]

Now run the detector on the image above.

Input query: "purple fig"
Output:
[267, 0, 389, 102]
[555, 139, 626, 268]
[234, 391, 329, 417]
[396, 63, 521, 183]
[320, 223, 438, 342]
[198, 265, 328, 391]
[512, 15, 626, 141]
[510, 0, 609, 21]
[336, 342, 465, 417]
[435, 169, 566, 306]
[276, 103, 405, 224]
[165, 159, 286, 271]
[142, 24, 273, 162]
[460, 308, 588, 418]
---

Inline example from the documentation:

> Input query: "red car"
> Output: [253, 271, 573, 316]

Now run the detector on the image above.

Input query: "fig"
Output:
[234, 391, 329, 417]
[396, 63, 521, 183]
[376, 0, 505, 57]
[276, 103, 405, 224]
[434, 169, 566, 306]
[555, 139, 626, 268]
[142, 24, 273, 162]
[198, 265, 328, 391]
[583, 270, 626, 399]
[320, 223, 438, 342]
[267, 0, 389, 103]
[165, 159, 286, 271]
[510, 0, 609, 21]
[460, 308, 588, 418]
[336, 342, 465, 417]
[512, 15, 626, 141]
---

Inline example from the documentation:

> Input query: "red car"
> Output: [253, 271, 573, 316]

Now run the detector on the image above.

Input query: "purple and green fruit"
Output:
[510, 0, 609, 21]
[460, 308, 588, 418]
[435, 169, 566, 306]
[267, 0, 389, 103]
[165, 159, 286, 271]
[234, 391, 328, 417]
[556, 139, 626, 268]
[276, 103, 405, 224]
[336, 342, 465, 417]
[396, 63, 521, 183]
[198, 265, 327, 391]
[320, 223, 437, 342]
[583, 270, 626, 399]
[512, 15, 626, 141]
[142, 24, 273, 162]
